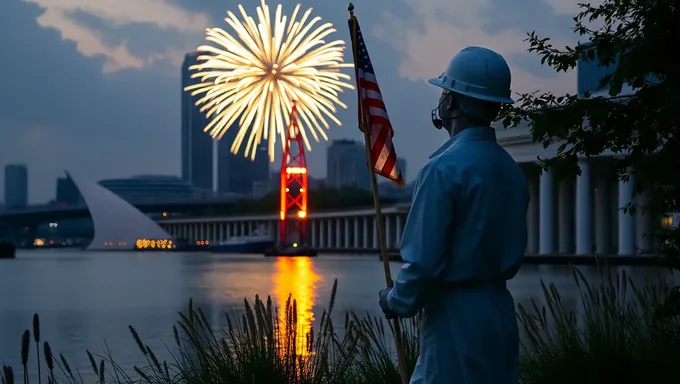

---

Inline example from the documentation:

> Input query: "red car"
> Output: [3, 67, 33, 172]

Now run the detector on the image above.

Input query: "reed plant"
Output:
[2, 269, 679, 384]
[517, 267, 680, 384]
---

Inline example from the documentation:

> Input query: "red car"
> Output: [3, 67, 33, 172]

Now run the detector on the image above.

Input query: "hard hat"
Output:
[428, 46, 514, 104]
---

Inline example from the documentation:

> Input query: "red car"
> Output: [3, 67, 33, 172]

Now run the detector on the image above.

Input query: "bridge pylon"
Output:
[278, 102, 308, 249]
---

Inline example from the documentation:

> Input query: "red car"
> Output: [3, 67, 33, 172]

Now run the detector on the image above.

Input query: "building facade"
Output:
[98, 175, 198, 204]
[181, 52, 214, 191]
[326, 139, 370, 190]
[217, 126, 270, 196]
[4, 164, 28, 209]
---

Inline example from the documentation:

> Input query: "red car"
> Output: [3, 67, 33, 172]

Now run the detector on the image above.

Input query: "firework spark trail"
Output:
[185, 0, 355, 162]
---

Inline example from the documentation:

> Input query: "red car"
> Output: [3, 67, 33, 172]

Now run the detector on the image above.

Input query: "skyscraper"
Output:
[326, 139, 370, 190]
[217, 125, 270, 196]
[181, 52, 214, 191]
[4, 164, 28, 209]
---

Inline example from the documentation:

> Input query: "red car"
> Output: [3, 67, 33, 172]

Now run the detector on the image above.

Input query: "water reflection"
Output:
[272, 257, 322, 354]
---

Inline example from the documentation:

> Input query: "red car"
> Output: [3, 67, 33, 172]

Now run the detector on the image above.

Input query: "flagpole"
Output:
[348, 4, 409, 384]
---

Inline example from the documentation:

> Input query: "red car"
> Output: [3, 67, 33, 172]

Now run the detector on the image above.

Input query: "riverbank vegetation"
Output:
[2, 268, 679, 384]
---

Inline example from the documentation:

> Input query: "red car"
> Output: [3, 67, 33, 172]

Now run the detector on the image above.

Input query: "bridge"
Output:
[0, 198, 244, 225]
[5, 124, 675, 257]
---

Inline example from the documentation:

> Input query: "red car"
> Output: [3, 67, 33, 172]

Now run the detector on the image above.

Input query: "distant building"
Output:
[397, 157, 407, 182]
[326, 139, 369, 190]
[217, 126, 270, 196]
[181, 52, 214, 190]
[576, 42, 640, 98]
[98, 175, 198, 204]
[4, 164, 28, 209]
[55, 176, 81, 205]
[308, 176, 327, 190]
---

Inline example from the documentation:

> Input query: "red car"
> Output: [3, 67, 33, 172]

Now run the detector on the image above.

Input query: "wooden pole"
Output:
[348, 4, 409, 384]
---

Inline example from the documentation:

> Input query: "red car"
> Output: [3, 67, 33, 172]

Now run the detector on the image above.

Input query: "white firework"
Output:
[185, 0, 354, 162]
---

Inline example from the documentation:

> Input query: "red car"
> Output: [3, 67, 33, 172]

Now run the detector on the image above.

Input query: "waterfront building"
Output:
[181, 52, 214, 190]
[326, 139, 370, 190]
[4, 164, 28, 209]
[98, 175, 198, 204]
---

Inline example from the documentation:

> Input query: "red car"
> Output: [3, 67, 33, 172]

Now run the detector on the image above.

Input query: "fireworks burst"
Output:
[185, 0, 354, 162]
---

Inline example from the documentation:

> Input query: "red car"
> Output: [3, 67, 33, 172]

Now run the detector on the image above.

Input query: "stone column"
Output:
[310, 220, 317, 247]
[363, 217, 369, 249]
[575, 160, 594, 255]
[539, 167, 557, 254]
[372, 217, 378, 250]
[395, 215, 404, 248]
[595, 176, 611, 256]
[526, 168, 539, 254]
[618, 174, 636, 255]
[558, 176, 575, 254]
[327, 219, 333, 248]
[335, 219, 342, 249]
[344, 218, 350, 248]
[319, 220, 326, 248]
[385, 215, 392, 250]
[353, 218, 360, 249]
[636, 189, 654, 254]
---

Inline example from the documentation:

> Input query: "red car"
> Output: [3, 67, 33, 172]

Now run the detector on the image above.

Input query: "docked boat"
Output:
[211, 227, 275, 254]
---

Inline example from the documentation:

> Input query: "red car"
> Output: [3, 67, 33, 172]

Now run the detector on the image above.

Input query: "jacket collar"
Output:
[429, 126, 497, 159]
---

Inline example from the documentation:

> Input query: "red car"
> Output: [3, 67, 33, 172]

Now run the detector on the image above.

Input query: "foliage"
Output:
[1, 279, 419, 384]
[3, 270, 680, 384]
[518, 267, 680, 384]
[498, 0, 680, 261]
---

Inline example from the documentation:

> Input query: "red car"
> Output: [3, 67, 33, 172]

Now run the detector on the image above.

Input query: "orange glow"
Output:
[286, 166, 307, 174]
[272, 257, 321, 356]
[297, 211, 307, 219]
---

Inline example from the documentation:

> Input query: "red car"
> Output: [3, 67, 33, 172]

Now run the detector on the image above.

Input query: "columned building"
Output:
[498, 125, 660, 256]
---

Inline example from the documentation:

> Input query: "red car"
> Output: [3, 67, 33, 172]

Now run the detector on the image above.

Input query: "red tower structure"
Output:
[278, 102, 308, 249]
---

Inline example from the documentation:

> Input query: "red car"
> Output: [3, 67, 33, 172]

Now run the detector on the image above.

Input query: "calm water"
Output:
[0, 250, 677, 381]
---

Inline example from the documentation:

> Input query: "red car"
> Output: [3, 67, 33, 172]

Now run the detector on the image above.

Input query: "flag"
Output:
[348, 15, 404, 186]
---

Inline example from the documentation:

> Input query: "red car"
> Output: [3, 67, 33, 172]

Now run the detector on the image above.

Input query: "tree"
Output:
[500, 0, 680, 264]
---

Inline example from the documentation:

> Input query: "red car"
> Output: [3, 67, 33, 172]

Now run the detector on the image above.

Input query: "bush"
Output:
[2, 269, 679, 384]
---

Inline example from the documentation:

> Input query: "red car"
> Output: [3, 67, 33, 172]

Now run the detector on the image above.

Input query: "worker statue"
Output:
[378, 46, 528, 384]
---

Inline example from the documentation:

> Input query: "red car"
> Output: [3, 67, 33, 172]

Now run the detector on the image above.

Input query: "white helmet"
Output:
[429, 46, 514, 104]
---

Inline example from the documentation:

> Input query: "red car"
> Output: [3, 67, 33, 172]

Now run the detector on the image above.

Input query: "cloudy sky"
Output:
[0, 0, 583, 203]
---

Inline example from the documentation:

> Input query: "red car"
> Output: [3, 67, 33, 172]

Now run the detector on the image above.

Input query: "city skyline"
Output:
[0, 0, 582, 203]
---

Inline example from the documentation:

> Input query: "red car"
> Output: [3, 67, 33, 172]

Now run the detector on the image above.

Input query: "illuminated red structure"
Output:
[278, 102, 308, 248]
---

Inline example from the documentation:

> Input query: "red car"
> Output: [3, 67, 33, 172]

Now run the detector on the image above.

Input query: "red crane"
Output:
[278, 102, 308, 249]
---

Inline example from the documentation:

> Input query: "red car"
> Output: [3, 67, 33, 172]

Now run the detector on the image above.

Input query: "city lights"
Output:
[135, 239, 175, 250]
[184, 0, 354, 162]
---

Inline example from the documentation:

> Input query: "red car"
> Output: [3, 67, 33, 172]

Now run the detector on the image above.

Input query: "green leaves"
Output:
[500, 0, 680, 262]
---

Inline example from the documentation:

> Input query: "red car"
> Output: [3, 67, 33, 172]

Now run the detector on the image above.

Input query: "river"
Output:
[0, 250, 677, 382]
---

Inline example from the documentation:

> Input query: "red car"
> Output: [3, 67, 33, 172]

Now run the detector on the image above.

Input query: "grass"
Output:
[2, 269, 679, 384]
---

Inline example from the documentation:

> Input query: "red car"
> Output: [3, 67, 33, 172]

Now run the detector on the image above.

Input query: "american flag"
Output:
[348, 16, 404, 186]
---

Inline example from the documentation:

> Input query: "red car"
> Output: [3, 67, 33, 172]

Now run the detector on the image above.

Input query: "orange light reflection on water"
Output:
[272, 257, 321, 356]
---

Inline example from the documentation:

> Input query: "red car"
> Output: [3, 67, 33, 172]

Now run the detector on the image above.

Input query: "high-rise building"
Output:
[4, 164, 28, 209]
[577, 49, 617, 98]
[217, 126, 270, 196]
[181, 52, 214, 191]
[55, 176, 81, 205]
[326, 139, 370, 190]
